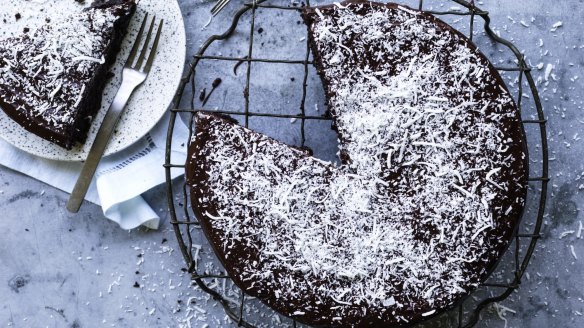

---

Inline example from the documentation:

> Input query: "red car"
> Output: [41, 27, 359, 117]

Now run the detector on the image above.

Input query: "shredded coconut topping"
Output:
[0, 4, 126, 132]
[189, 2, 527, 325]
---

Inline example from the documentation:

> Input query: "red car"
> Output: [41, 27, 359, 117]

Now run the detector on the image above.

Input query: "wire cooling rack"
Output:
[165, 0, 549, 326]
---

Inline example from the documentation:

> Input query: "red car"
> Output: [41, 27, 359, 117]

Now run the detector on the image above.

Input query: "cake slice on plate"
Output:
[0, 0, 136, 149]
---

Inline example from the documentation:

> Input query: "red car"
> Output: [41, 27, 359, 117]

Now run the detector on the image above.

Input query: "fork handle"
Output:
[66, 83, 136, 213]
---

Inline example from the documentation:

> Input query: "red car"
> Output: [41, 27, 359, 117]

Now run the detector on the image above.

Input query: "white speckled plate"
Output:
[0, 0, 185, 161]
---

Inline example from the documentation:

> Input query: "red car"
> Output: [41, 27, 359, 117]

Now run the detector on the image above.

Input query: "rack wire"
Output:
[165, 0, 549, 327]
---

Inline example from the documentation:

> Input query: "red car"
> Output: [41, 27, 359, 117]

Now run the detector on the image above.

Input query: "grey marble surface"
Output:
[1, 0, 583, 327]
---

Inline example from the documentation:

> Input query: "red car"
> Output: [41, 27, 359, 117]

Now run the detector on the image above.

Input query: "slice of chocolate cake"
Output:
[0, 0, 136, 149]
[187, 1, 528, 327]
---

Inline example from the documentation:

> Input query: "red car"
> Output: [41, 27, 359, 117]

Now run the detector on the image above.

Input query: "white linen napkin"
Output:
[0, 112, 190, 230]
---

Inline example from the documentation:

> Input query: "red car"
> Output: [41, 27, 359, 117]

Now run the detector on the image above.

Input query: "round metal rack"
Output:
[165, 0, 549, 326]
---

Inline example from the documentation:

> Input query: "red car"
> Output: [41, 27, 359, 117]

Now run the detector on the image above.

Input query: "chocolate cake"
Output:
[187, 1, 528, 327]
[0, 0, 136, 149]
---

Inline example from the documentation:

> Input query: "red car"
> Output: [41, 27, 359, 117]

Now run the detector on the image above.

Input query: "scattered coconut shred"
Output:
[493, 302, 517, 328]
[190, 2, 527, 325]
[550, 21, 563, 32]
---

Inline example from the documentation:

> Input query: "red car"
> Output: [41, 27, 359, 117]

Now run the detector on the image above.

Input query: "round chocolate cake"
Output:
[186, 1, 528, 327]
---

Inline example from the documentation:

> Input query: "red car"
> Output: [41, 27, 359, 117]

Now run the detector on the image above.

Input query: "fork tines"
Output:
[126, 14, 164, 73]
[211, 0, 232, 16]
